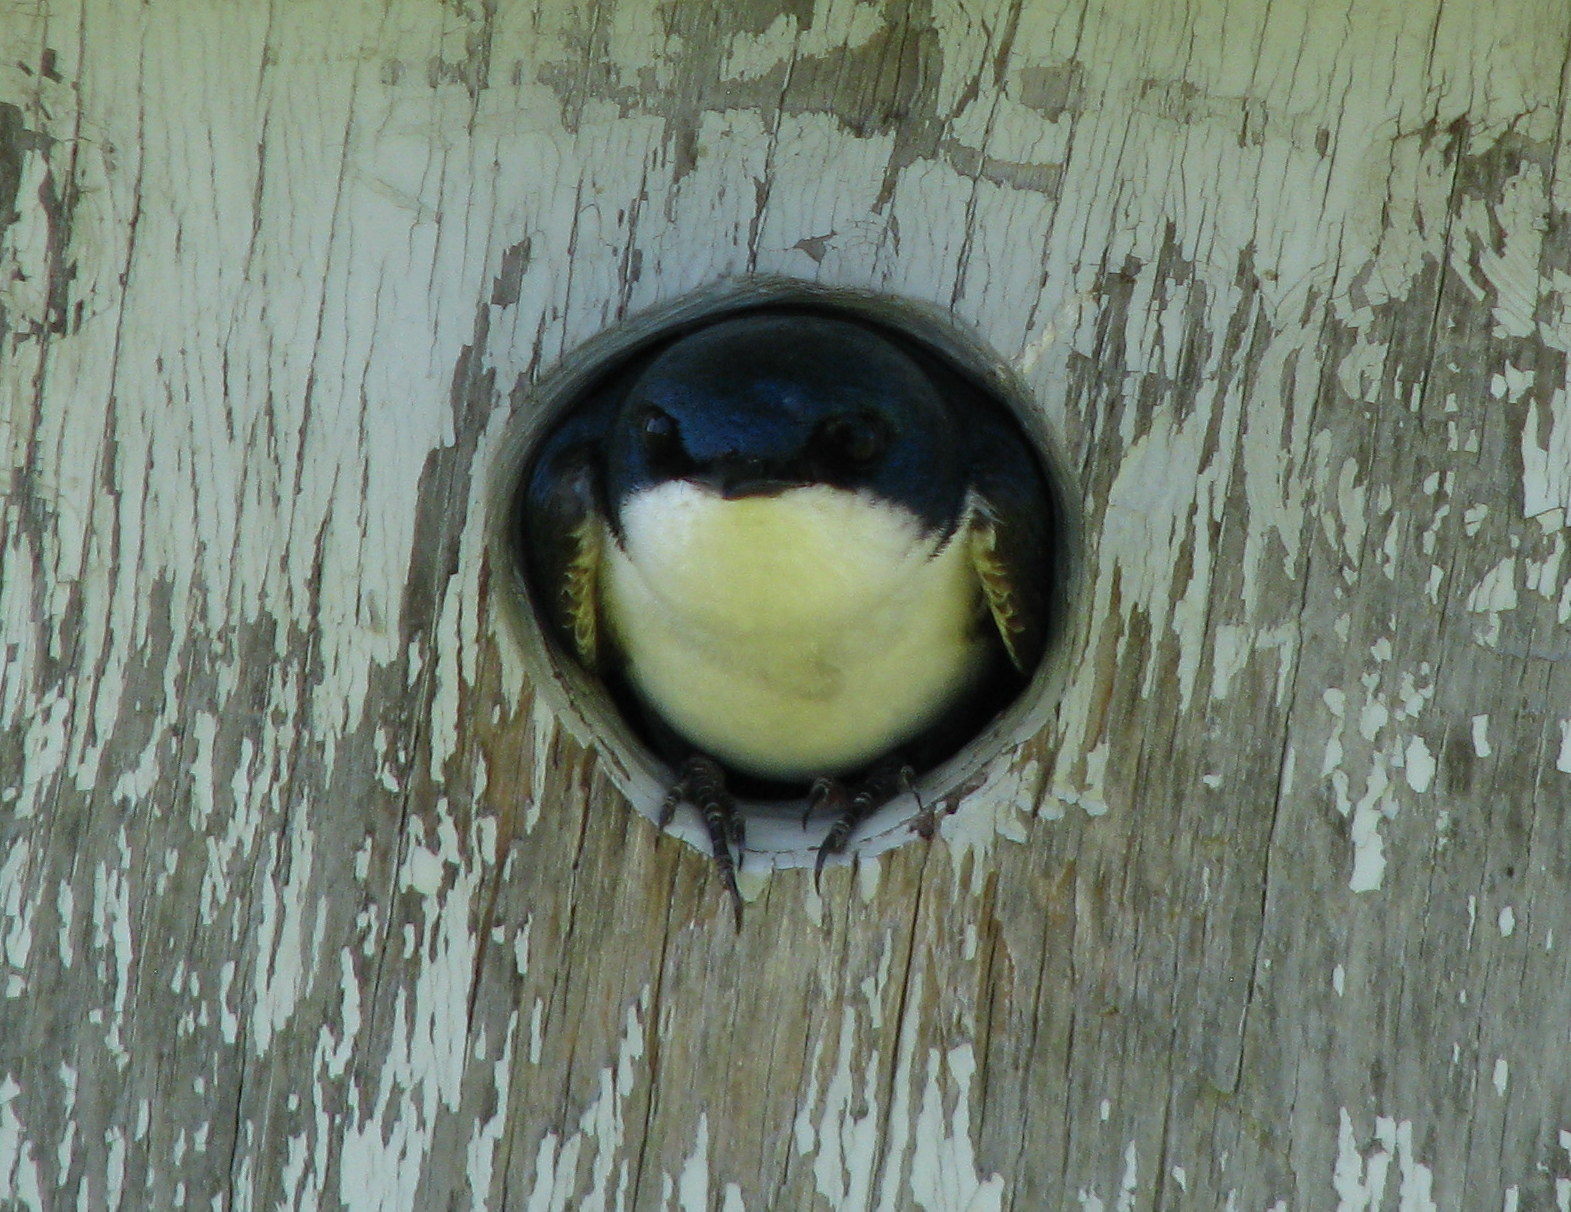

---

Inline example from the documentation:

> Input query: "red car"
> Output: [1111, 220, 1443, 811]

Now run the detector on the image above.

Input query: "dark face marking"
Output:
[604, 313, 967, 531]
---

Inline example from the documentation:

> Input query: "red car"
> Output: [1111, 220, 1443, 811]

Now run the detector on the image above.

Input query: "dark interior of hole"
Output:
[509, 300, 1065, 804]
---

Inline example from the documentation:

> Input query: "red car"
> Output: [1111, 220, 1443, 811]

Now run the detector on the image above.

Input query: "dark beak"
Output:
[719, 476, 799, 499]
[692, 456, 804, 499]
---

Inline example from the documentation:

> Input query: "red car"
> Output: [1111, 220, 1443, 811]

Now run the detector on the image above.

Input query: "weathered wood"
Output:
[4, 1, 1570, 1208]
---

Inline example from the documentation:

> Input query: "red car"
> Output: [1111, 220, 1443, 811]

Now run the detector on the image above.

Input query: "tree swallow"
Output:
[519, 308, 1054, 923]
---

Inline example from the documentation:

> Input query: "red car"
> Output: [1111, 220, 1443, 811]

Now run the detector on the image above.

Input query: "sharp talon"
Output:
[670, 754, 745, 925]
[803, 781, 822, 828]
[805, 776, 849, 829]
[803, 776, 832, 828]
[814, 817, 851, 888]
[658, 785, 683, 829]
[812, 758, 915, 881]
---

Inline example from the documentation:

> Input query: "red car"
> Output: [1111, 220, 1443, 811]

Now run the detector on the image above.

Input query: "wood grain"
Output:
[3, 1, 1569, 1208]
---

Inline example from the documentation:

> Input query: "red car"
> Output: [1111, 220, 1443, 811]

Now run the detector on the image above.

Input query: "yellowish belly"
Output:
[604, 483, 987, 781]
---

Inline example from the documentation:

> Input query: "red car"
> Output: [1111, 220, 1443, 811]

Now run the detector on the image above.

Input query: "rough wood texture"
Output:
[4, 1, 1570, 1208]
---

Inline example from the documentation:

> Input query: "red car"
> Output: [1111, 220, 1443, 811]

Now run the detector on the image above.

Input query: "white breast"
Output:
[603, 481, 988, 781]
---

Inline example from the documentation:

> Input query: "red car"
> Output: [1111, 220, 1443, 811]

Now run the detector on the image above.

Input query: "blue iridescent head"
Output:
[604, 313, 967, 532]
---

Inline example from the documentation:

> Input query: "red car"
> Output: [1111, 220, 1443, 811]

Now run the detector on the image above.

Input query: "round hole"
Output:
[491, 279, 1073, 870]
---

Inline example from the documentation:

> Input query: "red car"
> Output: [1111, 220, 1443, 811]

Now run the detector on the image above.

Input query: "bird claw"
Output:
[804, 775, 846, 827]
[658, 784, 681, 829]
[662, 755, 745, 928]
[662, 755, 921, 918]
[810, 761, 919, 889]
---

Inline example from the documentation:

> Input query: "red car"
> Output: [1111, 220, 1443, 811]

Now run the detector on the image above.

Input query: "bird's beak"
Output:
[691, 457, 804, 499]
[718, 475, 800, 499]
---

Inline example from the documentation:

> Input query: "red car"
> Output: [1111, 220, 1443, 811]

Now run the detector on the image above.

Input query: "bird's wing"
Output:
[963, 412, 1056, 676]
[967, 498, 1036, 673]
[557, 471, 606, 670]
[517, 338, 677, 674]
[518, 409, 613, 673]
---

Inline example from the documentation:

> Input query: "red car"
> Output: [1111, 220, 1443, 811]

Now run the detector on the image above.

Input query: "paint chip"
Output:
[1404, 736, 1435, 793]
[1465, 558, 1519, 613]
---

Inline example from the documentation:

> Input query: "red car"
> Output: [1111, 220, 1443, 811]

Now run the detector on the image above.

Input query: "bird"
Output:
[518, 307, 1054, 925]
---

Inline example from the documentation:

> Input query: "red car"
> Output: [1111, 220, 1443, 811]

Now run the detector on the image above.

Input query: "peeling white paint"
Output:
[0, 844, 32, 991]
[1320, 648, 1439, 890]
[338, 802, 490, 1209]
[1333, 1110, 1437, 1212]
[3, 2, 1566, 1207]
[1113, 1141, 1138, 1212]
[725, 1, 885, 80]
[855, 859, 883, 905]
[1471, 716, 1492, 758]
[1525, 526, 1565, 600]
[0, 1076, 44, 1212]
[675, 1113, 711, 1212]
[528, 1000, 545, 1065]
[1341, 761, 1392, 893]
[803, 1006, 880, 1209]
[1211, 623, 1298, 705]
[789, 964, 1005, 1212]
[1465, 167, 1571, 521]
[1402, 737, 1434, 794]
[251, 817, 322, 1057]
[104, 1125, 126, 1209]
[54, 1064, 76, 1187]
[940, 759, 1042, 889]
[506, 989, 649, 1211]
[908, 1045, 1004, 1212]
[90, 827, 134, 1069]
[514, 917, 533, 977]
[1467, 559, 1519, 615]
[524, 1131, 582, 1212]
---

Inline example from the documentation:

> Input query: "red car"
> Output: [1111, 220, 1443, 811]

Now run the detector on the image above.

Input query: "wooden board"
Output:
[3, 0, 1569, 1207]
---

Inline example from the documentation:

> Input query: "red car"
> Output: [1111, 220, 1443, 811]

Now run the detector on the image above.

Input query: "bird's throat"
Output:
[603, 482, 987, 780]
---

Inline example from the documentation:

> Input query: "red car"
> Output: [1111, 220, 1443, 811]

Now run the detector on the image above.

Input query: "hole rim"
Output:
[490, 276, 1078, 869]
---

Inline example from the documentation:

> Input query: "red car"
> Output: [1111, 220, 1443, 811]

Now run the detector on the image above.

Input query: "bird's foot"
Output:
[806, 761, 920, 887]
[661, 755, 745, 928]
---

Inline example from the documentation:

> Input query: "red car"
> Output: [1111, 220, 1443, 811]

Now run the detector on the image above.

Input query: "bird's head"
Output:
[604, 313, 966, 532]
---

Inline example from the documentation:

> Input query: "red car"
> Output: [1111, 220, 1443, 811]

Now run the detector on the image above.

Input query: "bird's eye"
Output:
[639, 406, 679, 452]
[634, 405, 694, 477]
[816, 411, 889, 467]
